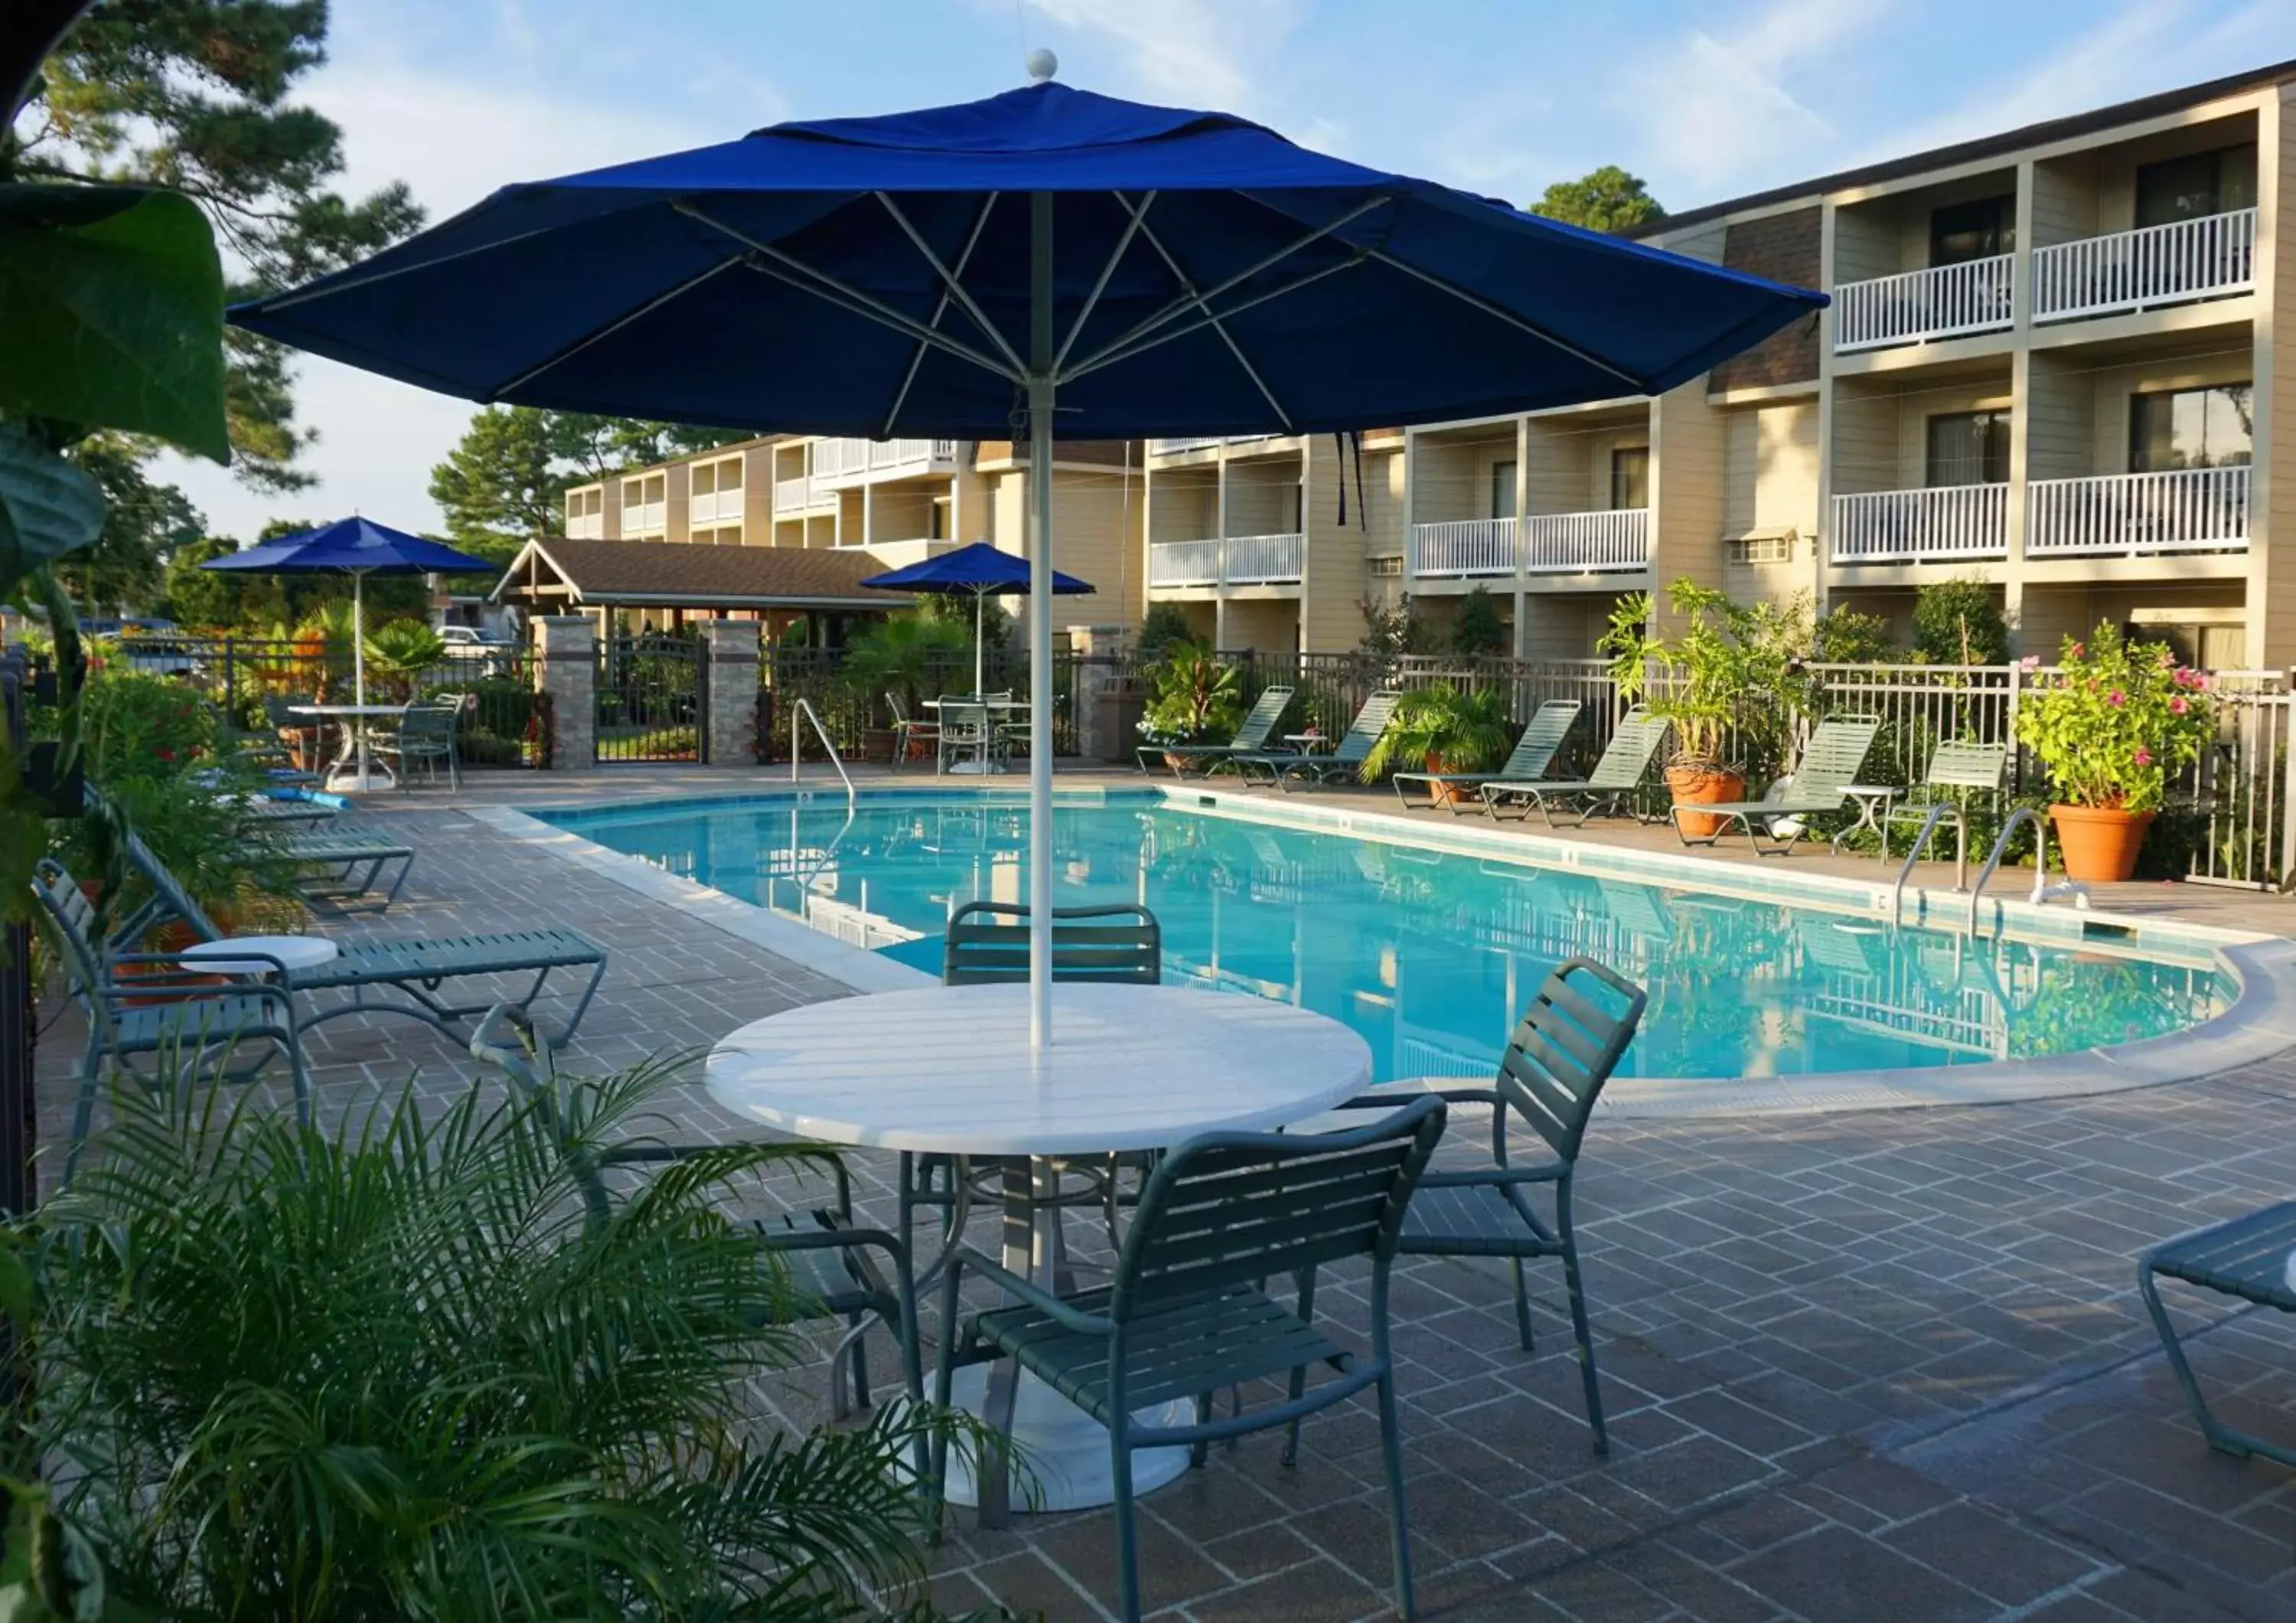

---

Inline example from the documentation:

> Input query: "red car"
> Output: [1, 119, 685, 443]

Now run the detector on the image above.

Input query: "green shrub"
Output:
[1449, 586, 1509, 656]
[1912, 578, 2011, 666]
[1136, 602, 1195, 661]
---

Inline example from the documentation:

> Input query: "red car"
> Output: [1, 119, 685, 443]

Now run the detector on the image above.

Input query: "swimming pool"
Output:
[534, 790, 2232, 1088]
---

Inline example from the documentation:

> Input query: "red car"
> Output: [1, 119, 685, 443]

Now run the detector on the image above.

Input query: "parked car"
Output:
[83, 618, 198, 678]
[439, 624, 517, 677]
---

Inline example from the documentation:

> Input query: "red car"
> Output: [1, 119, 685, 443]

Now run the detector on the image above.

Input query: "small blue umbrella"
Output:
[230, 62, 1825, 1044]
[205, 518, 498, 787]
[859, 542, 1093, 698]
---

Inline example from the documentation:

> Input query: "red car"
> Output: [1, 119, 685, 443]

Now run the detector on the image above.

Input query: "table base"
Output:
[936, 1366, 1192, 1511]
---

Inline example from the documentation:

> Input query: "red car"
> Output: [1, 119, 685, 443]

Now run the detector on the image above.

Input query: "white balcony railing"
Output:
[688, 489, 740, 524]
[1408, 518, 1517, 576]
[811, 437, 959, 485]
[1832, 253, 2014, 351]
[1830, 484, 2007, 563]
[1225, 532, 1306, 583]
[1521, 508, 1649, 573]
[2027, 465, 2251, 557]
[565, 512, 603, 539]
[2030, 207, 2256, 323]
[1147, 538, 1222, 587]
[1148, 433, 1282, 455]
[772, 475, 820, 514]
[621, 500, 666, 534]
[1146, 533, 1306, 588]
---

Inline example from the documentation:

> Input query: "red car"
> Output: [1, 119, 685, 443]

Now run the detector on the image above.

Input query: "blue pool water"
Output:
[540, 793, 2229, 1084]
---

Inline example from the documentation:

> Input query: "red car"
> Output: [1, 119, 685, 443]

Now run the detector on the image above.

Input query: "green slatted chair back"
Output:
[396, 696, 463, 746]
[1329, 690, 1402, 766]
[1788, 716, 1882, 800]
[1495, 957, 1648, 1166]
[1231, 685, 1294, 751]
[1499, 700, 1582, 779]
[121, 830, 220, 945]
[1922, 740, 2008, 792]
[1114, 1096, 1446, 1318]
[943, 902, 1162, 985]
[31, 860, 106, 1001]
[1586, 707, 1670, 790]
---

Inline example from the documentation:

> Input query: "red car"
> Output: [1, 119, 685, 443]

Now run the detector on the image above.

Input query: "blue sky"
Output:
[161, 0, 2296, 540]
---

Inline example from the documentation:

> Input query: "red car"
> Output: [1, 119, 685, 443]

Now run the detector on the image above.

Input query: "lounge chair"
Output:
[1481, 706, 1669, 826]
[239, 789, 344, 831]
[2138, 1202, 2296, 1469]
[1392, 698, 1581, 814]
[1321, 955, 1647, 1452]
[1135, 684, 1294, 778]
[33, 861, 311, 1184]
[1668, 715, 1881, 855]
[1232, 690, 1401, 792]
[933, 1096, 1448, 1623]
[276, 828, 416, 911]
[115, 831, 606, 1048]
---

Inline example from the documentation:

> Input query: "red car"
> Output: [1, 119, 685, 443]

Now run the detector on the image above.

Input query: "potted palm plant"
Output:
[1137, 642, 1244, 769]
[1358, 681, 1512, 804]
[1600, 579, 1791, 837]
[2014, 622, 2215, 882]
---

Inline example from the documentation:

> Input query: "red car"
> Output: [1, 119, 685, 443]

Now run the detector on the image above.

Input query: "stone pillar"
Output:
[703, 619, 760, 766]
[533, 616, 595, 771]
[1068, 622, 1137, 762]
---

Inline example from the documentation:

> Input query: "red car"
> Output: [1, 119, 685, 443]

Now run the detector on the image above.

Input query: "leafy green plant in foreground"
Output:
[23, 1058, 977, 1621]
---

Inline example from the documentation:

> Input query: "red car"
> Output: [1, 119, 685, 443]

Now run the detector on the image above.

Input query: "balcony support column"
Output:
[1512, 416, 1531, 659]
[2003, 347, 2033, 648]
[2250, 86, 2285, 665]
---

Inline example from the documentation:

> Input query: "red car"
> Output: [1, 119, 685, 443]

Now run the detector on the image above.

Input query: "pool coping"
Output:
[473, 782, 2296, 1116]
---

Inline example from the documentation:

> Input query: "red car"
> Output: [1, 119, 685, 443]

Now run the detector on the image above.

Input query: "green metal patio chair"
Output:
[1481, 706, 1669, 825]
[1881, 740, 2010, 870]
[1233, 690, 1401, 792]
[373, 693, 465, 791]
[1327, 955, 1647, 1452]
[885, 691, 939, 769]
[1393, 697, 1581, 814]
[470, 1004, 922, 1428]
[1135, 684, 1295, 777]
[1668, 714, 1882, 855]
[32, 860, 310, 1184]
[933, 1096, 1447, 1623]
[900, 903, 1163, 1263]
[2138, 1202, 2296, 1470]
[116, 831, 606, 1048]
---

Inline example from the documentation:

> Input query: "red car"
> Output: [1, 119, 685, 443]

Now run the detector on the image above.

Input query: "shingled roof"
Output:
[491, 537, 912, 610]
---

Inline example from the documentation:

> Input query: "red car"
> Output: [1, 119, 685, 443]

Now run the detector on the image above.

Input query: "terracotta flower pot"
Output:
[1665, 765, 1746, 838]
[2050, 804, 2154, 884]
[1420, 751, 1466, 808]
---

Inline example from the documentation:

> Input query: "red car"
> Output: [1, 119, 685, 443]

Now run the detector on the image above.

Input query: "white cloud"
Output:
[1023, 0, 1310, 114]
[1611, 0, 1893, 194]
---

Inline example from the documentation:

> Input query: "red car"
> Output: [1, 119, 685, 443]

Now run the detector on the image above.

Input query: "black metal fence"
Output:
[762, 646, 1086, 763]
[595, 633, 703, 763]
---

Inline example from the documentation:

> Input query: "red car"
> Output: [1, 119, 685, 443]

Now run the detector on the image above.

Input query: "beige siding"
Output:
[2085, 349, 2255, 474]
[1301, 438, 1367, 653]
[1357, 448, 1405, 558]
[1221, 597, 1297, 654]
[1830, 205, 1898, 284]
[2262, 87, 2294, 662]
[1413, 428, 1515, 524]
[1722, 401, 1820, 536]
[2030, 153, 2100, 248]
[2025, 351, 2095, 481]
[1649, 382, 1727, 612]
[742, 446, 774, 543]
[1892, 380, 2014, 486]
[1516, 594, 1616, 659]
[1223, 458, 1302, 536]
[1828, 387, 1899, 495]
[1147, 472, 1218, 543]
[2092, 111, 2258, 233]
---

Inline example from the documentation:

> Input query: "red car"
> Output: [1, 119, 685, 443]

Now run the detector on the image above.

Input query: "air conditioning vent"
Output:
[1725, 528, 1795, 566]
[1369, 554, 1404, 577]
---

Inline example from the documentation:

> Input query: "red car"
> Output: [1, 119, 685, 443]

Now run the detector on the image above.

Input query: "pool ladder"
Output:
[788, 697, 855, 813]
[1888, 803, 2089, 932]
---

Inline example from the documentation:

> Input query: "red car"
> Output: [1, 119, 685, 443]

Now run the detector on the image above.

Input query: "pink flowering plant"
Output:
[2014, 622, 2213, 812]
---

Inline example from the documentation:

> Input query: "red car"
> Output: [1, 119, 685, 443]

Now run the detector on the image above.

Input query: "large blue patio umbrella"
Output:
[204, 517, 499, 788]
[230, 61, 1825, 1044]
[859, 540, 1094, 699]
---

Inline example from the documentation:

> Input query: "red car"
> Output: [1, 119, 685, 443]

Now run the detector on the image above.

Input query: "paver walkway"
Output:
[35, 782, 2295, 1621]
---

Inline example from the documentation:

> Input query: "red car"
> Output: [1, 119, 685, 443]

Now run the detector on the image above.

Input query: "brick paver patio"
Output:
[38, 779, 2296, 1621]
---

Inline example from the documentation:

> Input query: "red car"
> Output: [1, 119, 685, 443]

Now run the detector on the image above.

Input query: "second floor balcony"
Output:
[688, 488, 742, 525]
[1831, 484, 2007, 564]
[1834, 256, 2015, 352]
[1147, 532, 1305, 589]
[2027, 465, 2250, 558]
[773, 473, 833, 515]
[810, 438, 960, 487]
[566, 511, 605, 539]
[2030, 207, 2256, 323]
[620, 498, 667, 536]
[1408, 510, 1649, 578]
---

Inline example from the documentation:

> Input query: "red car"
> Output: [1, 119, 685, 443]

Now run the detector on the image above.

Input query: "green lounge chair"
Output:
[276, 828, 416, 910]
[1323, 955, 1647, 1452]
[32, 860, 310, 1184]
[1668, 715, 1881, 855]
[1135, 684, 1294, 778]
[933, 1096, 1448, 1623]
[1232, 690, 1401, 792]
[117, 831, 605, 1047]
[1392, 697, 1581, 814]
[240, 791, 344, 831]
[2139, 1202, 2296, 1469]
[1481, 706, 1669, 826]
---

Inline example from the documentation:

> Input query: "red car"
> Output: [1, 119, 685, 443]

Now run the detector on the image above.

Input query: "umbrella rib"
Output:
[491, 254, 747, 397]
[872, 192, 1028, 377]
[1124, 206, 1293, 429]
[1056, 194, 1394, 383]
[1060, 253, 1365, 384]
[882, 194, 999, 436]
[677, 201, 1022, 383]
[1052, 190, 1156, 376]
[1360, 247, 1646, 390]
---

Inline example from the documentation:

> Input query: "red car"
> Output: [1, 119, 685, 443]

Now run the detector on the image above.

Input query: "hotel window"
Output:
[1929, 195, 2013, 266]
[2129, 384, 2252, 472]
[1490, 459, 1517, 520]
[1925, 411, 2009, 486]
[2135, 146, 2257, 229]
[1609, 447, 1649, 509]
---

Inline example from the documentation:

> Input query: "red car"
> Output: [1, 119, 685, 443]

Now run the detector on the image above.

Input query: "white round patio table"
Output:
[180, 934, 339, 978]
[706, 981, 1372, 1517]
[288, 703, 404, 792]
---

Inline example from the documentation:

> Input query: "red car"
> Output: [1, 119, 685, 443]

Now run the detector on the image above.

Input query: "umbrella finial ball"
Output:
[1026, 47, 1058, 83]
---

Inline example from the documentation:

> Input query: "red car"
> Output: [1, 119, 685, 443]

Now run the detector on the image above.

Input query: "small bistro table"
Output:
[289, 703, 406, 792]
[706, 981, 1371, 1517]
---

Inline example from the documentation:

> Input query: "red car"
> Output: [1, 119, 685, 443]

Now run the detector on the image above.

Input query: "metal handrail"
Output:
[789, 697, 855, 812]
[1965, 808, 2089, 934]
[1890, 802, 1959, 926]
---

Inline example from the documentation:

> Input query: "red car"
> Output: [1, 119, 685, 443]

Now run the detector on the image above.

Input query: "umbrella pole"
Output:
[1027, 191, 1055, 1051]
[352, 570, 370, 790]
[974, 588, 986, 700]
